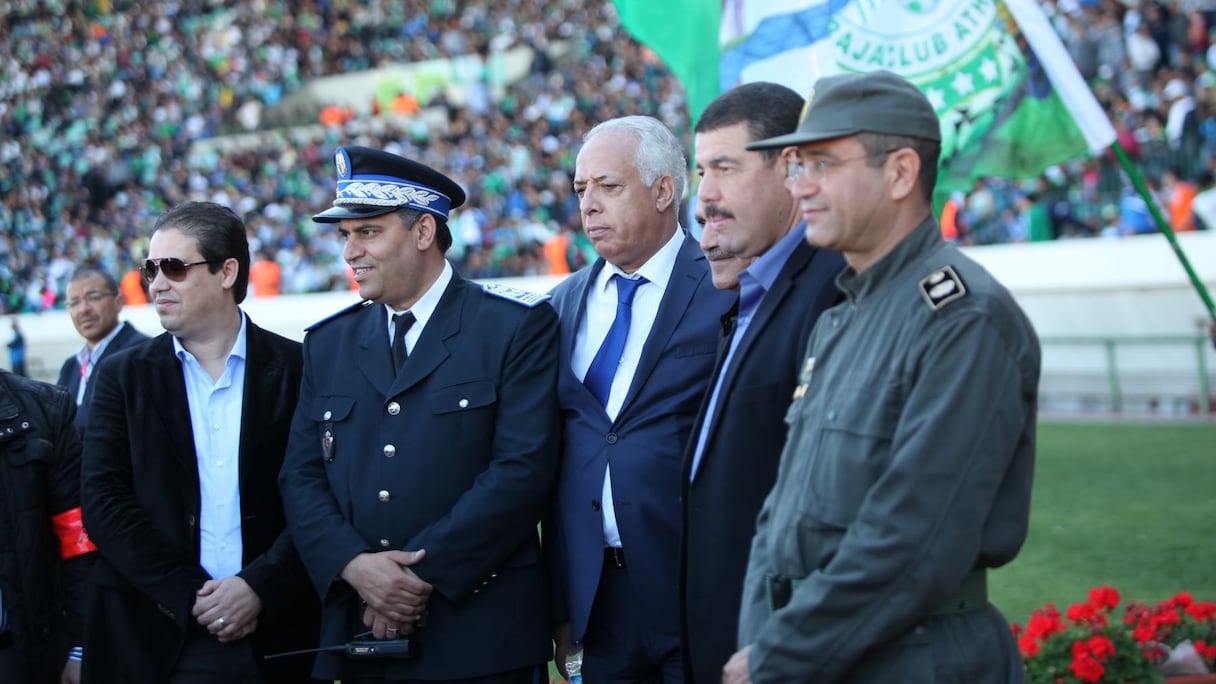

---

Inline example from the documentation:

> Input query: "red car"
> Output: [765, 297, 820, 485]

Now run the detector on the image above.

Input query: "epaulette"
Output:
[918, 265, 968, 311]
[305, 299, 375, 332]
[480, 282, 551, 308]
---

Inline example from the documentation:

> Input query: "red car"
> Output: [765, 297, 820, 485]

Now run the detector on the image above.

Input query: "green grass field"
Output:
[991, 419, 1216, 627]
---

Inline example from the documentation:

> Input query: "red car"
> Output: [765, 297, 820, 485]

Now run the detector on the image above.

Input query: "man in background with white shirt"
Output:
[56, 267, 147, 430]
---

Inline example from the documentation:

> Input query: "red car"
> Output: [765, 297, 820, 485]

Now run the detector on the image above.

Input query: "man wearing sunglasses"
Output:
[279, 147, 560, 683]
[725, 70, 1040, 684]
[56, 267, 148, 430]
[79, 202, 319, 683]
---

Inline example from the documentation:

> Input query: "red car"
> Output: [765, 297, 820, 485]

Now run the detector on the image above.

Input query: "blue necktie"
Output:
[584, 274, 648, 406]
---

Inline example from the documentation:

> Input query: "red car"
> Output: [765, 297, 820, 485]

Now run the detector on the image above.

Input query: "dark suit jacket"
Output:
[80, 318, 318, 683]
[548, 233, 735, 643]
[680, 240, 843, 683]
[56, 321, 147, 429]
[279, 274, 561, 681]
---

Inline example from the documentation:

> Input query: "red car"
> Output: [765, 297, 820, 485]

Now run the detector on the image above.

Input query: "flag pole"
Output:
[1109, 141, 1216, 324]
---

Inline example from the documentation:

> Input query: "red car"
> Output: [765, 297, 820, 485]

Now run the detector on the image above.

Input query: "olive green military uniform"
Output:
[738, 218, 1040, 683]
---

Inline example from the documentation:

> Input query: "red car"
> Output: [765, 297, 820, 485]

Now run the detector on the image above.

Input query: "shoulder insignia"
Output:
[480, 282, 551, 307]
[305, 299, 375, 332]
[918, 265, 967, 311]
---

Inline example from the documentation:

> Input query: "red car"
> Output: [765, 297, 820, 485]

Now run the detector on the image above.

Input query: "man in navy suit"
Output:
[549, 116, 734, 683]
[681, 83, 844, 684]
[57, 267, 147, 429]
[279, 147, 560, 683]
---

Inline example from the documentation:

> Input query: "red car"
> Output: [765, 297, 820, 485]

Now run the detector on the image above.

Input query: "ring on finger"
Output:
[217, 616, 226, 626]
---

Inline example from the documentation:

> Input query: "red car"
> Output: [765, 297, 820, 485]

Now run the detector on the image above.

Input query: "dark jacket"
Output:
[280, 274, 561, 681]
[56, 321, 148, 429]
[0, 370, 95, 682]
[80, 320, 318, 683]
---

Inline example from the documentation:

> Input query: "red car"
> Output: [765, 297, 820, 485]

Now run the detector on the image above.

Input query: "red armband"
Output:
[51, 507, 98, 559]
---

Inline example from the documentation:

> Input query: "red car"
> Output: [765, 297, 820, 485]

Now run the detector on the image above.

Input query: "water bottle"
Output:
[566, 644, 584, 684]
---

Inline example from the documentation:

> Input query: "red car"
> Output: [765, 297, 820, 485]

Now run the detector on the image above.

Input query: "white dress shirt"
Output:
[174, 314, 248, 580]
[571, 228, 684, 547]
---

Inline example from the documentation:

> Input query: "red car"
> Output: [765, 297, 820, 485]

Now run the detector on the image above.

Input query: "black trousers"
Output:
[168, 627, 265, 684]
[347, 665, 541, 684]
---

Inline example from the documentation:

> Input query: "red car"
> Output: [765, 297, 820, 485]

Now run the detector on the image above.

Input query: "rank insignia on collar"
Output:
[919, 265, 967, 311]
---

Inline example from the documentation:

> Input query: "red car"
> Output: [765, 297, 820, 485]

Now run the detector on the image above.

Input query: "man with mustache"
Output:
[681, 82, 843, 684]
[57, 268, 147, 430]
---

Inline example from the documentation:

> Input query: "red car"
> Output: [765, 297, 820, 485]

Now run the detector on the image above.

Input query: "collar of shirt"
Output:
[737, 223, 805, 320]
[594, 225, 685, 296]
[77, 321, 127, 368]
[383, 259, 453, 351]
[837, 216, 942, 303]
[173, 311, 249, 369]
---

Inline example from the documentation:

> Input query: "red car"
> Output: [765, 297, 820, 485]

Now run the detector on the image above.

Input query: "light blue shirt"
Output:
[689, 224, 805, 481]
[174, 313, 247, 580]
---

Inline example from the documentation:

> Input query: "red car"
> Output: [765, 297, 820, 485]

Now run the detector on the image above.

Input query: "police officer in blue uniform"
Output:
[279, 146, 561, 683]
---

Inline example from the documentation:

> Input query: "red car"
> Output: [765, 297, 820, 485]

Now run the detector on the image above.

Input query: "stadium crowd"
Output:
[1, 0, 1214, 313]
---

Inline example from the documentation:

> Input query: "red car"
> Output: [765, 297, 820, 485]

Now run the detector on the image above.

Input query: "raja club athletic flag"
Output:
[615, 0, 1117, 201]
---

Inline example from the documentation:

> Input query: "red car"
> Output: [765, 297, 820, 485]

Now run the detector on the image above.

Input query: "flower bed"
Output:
[1013, 587, 1216, 683]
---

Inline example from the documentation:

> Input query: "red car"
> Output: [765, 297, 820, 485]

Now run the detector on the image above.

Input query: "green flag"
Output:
[612, 0, 722, 125]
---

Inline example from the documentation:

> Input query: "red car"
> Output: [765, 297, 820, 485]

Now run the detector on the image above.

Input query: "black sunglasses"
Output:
[142, 257, 218, 283]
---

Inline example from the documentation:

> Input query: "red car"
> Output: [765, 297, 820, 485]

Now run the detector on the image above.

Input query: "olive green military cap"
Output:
[746, 69, 941, 150]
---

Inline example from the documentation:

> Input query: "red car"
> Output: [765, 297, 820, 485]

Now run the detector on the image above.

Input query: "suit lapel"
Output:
[563, 261, 607, 408]
[355, 304, 397, 396]
[700, 241, 813, 464]
[617, 234, 704, 419]
[389, 276, 464, 396]
[142, 335, 198, 474]
[713, 241, 812, 405]
[239, 321, 285, 489]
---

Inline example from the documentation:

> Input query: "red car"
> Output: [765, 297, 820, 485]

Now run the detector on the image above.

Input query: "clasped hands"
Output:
[191, 576, 263, 643]
[341, 549, 432, 639]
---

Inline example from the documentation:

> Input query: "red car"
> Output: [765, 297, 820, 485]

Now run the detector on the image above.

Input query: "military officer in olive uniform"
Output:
[279, 146, 561, 683]
[725, 71, 1040, 684]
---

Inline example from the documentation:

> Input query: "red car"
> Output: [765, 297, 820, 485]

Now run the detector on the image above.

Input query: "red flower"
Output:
[1133, 622, 1158, 644]
[1196, 640, 1216, 660]
[1172, 592, 1194, 608]
[1070, 653, 1106, 683]
[1026, 605, 1065, 640]
[1086, 635, 1116, 659]
[1067, 602, 1098, 624]
[1019, 635, 1041, 658]
[1187, 601, 1216, 622]
[1089, 586, 1120, 609]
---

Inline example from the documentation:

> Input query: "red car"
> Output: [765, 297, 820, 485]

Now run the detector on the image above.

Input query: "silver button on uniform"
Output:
[378, 490, 391, 502]
[380, 539, 391, 548]
[383, 444, 396, 458]
[323, 410, 332, 420]
[387, 402, 401, 416]
[458, 398, 469, 408]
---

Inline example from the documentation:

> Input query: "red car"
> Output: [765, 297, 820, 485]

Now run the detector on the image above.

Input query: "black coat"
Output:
[0, 370, 95, 683]
[680, 240, 843, 684]
[80, 319, 318, 683]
